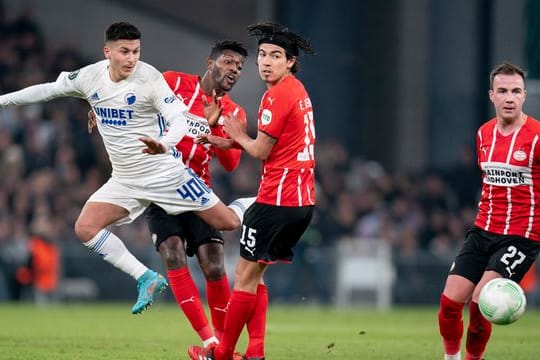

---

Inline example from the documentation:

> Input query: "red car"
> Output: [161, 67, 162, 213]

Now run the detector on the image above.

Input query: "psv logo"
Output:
[513, 150, 527, 162]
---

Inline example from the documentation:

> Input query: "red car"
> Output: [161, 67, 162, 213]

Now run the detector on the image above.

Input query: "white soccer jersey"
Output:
[0, 59, 189, 181]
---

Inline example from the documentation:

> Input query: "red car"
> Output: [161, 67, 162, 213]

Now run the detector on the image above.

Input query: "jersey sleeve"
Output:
[150, 72, 189, 149]
[0, 68, 85, 107]
[258, 90, 288, 139]
[476, 127, 483, 168]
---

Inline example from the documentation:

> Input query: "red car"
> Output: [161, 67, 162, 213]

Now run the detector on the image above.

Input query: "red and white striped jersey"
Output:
[162, 71, 246, 186]
[475, 116, 540, 241]
[256, 75, 316, 207]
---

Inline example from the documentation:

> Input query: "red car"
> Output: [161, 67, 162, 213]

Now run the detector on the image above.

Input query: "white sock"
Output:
[227, 196, 256, 223]
[202, 336, 219, 347]
[84, 229, 148, 280]
[444, 351, 461, 360]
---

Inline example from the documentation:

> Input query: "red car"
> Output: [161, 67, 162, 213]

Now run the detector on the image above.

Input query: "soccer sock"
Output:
[465, 301, 492, 360]
[206, 275, 231, 341]
[245, 284, 268, 358]
[84, 229, 147, 279]
[438, 294, 465, 356]
[228, 197, 256, 223]
[214, 290, 257, 360]
[168, 267, 214, 343]
[444, 351, 462, 360]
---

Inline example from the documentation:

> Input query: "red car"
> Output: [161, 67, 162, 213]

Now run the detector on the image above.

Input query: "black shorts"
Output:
[449, 226, 540, 284]
[240, 203, 314, 263]
[144, 203, 223, 257]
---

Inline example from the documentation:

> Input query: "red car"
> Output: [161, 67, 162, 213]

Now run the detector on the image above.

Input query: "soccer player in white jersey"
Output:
[0, 22, 251, 314]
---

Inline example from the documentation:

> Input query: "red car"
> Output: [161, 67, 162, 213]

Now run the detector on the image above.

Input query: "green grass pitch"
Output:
[0, 303, 538, 359]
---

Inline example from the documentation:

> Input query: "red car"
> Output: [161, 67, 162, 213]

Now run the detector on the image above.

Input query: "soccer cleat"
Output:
[131, 269, 168, 314]
[188, 345, 214, 360]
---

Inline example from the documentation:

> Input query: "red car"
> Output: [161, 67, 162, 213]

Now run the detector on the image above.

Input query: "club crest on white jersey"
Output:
[124, 92, 136, 105]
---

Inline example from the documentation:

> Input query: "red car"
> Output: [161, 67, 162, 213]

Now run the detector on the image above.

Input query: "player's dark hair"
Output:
[209, 40, 248, 60]
[105, 22, 141, 42]
[490, 62, 526, 89]
[247, 21, 314, 73]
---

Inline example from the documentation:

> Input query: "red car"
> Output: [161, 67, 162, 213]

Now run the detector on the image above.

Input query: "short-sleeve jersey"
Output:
[256, 75, 316, 207]
[53, 60, 189, 181]
[162, 71, 246, 186]
[475, 116, 540, 241]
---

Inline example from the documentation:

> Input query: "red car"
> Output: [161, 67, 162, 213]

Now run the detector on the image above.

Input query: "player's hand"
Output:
[196, 134, 234, 149]
[223, 113, 247, 140]
[87, 109, 97, 134]
[202, 90, 223, 127]
[139, 137, 167, 154]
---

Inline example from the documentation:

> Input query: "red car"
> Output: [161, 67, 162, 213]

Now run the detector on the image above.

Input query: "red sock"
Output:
[438, 294, 465, 355]
[168, 267, 213, 341]
[206, 275, 231, 341]
[245, 284, 268, 358]
[214, 290, 257, 360]
[465, 301, 492, 360]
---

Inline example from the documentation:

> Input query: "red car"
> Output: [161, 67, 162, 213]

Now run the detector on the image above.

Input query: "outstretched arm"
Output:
[0, 68, 85, 108]
[223, 114, 276, 160]
[0, 82, 67, 107]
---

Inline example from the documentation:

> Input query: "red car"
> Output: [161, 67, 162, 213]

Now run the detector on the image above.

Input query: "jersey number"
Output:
[297, 111, 315, 161]
[240, 225, 257, 248]
[176, 171, 210, 201]
[500, 245, 526, 276]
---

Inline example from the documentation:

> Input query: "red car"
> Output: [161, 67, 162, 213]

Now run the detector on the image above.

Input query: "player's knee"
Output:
[159, 237, 187, 269]
[202, 262, 226, 281]
[162, 254, 185, 269]
[74, 218, 96, 242]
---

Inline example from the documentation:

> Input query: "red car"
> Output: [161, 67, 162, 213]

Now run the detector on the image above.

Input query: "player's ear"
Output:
[207, 58, 214, 72]
[104, 46, 110, 59]
[286, 56, 296, 70]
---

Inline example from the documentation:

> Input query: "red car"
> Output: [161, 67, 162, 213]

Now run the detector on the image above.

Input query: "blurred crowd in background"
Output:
[1, 8, 534, 306]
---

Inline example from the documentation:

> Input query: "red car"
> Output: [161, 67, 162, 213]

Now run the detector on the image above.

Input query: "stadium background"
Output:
[1, 0, 540, 307]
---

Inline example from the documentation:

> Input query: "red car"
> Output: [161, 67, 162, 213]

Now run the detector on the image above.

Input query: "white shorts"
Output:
[87, 167, 220, 225]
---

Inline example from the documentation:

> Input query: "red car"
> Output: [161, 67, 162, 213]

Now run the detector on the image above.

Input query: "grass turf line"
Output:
[0, 303, 538, 359]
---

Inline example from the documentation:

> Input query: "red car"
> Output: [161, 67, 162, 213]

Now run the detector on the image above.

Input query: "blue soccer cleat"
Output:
[131, 269, 168, 314]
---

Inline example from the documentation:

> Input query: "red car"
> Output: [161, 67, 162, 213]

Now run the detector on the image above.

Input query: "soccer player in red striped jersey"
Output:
[438, 62, 540, 360]
[188, 22, 315, 360]
[144, 41, 252, 347]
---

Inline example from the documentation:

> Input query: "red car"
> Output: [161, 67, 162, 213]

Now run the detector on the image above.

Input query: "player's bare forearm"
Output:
[234, 135, 262, 159]
[196, 134, 234, 149]
[237, 131, 275, 160]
